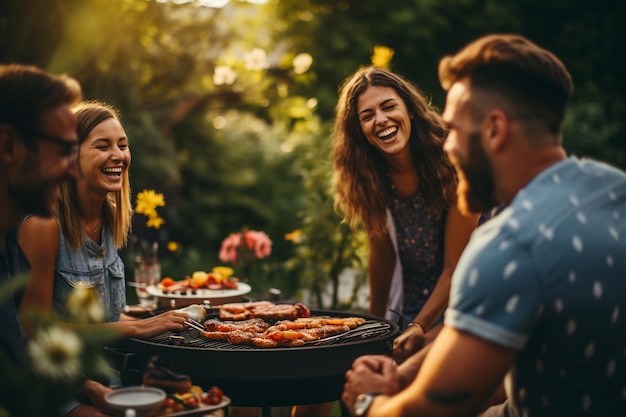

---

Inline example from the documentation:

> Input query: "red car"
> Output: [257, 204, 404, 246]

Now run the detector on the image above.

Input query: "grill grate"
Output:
[140, 320, 395, 351]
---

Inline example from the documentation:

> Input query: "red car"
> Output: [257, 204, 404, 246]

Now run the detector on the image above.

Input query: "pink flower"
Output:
[218, 230, 272, 265]
[218, 233, 241, 264]
[245, 230, 272, 259]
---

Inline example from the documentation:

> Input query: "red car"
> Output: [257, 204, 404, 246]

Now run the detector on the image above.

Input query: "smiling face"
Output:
[7, 103, 78, 216]
[443, 79, 498, 214]
[77, 116, 130, 195]
[356, 86, 412, 160]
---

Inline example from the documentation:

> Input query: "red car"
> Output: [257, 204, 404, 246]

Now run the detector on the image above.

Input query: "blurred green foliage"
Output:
[1, 0, 625, 309]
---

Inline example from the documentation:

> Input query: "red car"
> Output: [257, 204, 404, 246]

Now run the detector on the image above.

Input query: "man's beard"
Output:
[450, 131, 499, 215]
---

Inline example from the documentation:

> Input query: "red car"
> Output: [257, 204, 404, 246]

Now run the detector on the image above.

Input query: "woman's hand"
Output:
[82, 379, 114, 413]
[140, 310, 189, 338]
[392, 322, 426, 364]
[118, 310, 189, 339]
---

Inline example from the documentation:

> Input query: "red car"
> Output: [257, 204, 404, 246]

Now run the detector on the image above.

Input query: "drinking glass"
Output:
[134, 261, 161, 308]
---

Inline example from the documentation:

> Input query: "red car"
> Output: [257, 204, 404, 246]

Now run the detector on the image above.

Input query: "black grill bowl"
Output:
[109, 310, 399, 407]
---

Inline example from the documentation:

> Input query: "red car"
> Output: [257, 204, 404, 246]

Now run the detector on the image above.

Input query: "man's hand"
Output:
[342, 355, 400, 415]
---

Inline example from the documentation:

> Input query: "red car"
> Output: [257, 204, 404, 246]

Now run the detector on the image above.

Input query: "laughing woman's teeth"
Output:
[378, 127, 397, 139]
[102, 167, 123, 177]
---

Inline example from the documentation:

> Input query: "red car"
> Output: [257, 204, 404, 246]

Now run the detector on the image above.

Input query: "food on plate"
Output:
[163, 385, 224, 413]
[142, 355, 225, 413]
[218, 301, 311, 320]
[203, 386, 224, 405]
[175, 304, 207, 322]
[165, 388, 201, 412]
[156, 266, 239, 293]
[142, 355, 192, 394]
[199, 314, 367, 348]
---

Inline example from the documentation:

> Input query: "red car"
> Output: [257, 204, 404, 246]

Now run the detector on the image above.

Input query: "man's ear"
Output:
[0, 124, 19, 164]
[483, 110, 509, 152]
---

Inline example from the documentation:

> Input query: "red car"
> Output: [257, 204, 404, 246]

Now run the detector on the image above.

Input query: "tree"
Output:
[3, 0, 624, 305]
[273, 0, 626, 169]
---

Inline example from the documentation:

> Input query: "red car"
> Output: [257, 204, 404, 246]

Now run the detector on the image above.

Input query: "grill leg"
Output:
[262, 406, 271, 417]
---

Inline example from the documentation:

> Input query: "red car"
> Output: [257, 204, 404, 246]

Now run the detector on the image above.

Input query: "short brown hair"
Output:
[0, 64, 72, 144]
[438, 34, 573, 135]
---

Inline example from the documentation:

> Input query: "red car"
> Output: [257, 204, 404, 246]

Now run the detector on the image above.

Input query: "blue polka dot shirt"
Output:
[447, 157, 626, 416]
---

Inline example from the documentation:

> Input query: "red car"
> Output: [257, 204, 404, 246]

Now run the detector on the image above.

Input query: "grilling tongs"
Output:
[184, 318, 206, 331]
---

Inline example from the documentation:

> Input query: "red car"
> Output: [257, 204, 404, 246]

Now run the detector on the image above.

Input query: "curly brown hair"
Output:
[332, 66, 457, 237]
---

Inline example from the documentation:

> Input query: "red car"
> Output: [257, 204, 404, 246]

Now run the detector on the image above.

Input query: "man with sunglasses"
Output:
[0, 63, 78, 366]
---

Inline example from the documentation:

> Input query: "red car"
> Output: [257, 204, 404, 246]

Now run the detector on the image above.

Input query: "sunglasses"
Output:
[35, 133, 79, 158]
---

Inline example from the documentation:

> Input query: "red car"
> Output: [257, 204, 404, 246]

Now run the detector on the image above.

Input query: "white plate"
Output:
[147, 282, 252, 307]
[105, 386, 166, 412]
[167, 396, 231, 416]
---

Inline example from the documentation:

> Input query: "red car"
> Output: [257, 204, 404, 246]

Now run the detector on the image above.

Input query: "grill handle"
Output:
[387, 308, 406, 329]
[104, 346, 139, 372]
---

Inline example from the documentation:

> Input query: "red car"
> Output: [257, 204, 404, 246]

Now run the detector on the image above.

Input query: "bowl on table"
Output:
[104, 386, 166, 417]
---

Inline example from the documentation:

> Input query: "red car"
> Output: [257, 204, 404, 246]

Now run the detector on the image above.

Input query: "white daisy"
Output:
[28, 326, 82, 380]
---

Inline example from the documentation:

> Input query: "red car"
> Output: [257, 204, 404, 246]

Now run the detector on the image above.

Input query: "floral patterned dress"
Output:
[387, 180, 446, 322]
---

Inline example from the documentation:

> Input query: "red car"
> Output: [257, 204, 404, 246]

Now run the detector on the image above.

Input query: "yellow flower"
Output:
[135, 189, 166, 229]
[146, 215, 165, 229]
[135, 190, 165, 216]
[212, 266, 235, 279]
[371, 45, 395, 70]
[284, 229, 302, 242]
[66, 282, 104, 324]
[167, 241, 179, 252]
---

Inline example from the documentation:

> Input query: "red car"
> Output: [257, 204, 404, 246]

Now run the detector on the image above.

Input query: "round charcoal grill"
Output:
[107, 309, 399, 409]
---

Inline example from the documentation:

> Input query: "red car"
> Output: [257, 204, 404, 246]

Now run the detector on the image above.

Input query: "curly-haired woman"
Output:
[331, 66, 479, 363]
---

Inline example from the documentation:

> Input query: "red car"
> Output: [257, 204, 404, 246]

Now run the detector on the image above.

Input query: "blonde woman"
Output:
[19, 101, 188, 417]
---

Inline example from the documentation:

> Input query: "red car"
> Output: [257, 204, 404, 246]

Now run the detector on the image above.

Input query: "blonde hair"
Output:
[59, 100, 133, 249]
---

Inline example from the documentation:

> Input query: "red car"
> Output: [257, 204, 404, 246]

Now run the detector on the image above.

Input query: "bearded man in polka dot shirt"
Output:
[342, 34, 626, 417]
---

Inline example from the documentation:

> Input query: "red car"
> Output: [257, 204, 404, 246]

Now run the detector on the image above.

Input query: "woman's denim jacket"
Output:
[54, 221, 126, 323]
